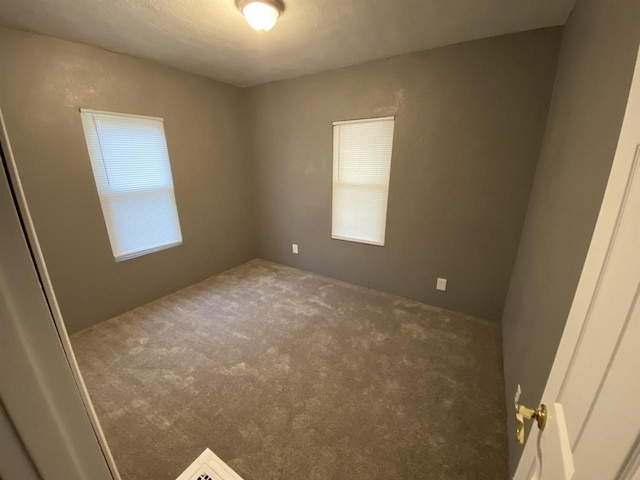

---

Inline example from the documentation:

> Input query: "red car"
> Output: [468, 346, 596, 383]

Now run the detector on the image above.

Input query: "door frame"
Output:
[0, 105, 119, 480]
[514, 45, 640, 479]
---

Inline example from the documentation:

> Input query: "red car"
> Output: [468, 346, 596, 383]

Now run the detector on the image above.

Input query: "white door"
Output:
[0, 110, 118, 479]
[514, 49, 640, 479]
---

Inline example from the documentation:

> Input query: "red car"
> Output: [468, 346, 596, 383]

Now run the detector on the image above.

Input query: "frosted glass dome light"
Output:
[237, 0, 284, 32]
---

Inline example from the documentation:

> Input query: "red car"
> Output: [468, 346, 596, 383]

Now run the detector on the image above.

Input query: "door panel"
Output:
[558, 159, 640, 446]
[572, 292, 639, 480]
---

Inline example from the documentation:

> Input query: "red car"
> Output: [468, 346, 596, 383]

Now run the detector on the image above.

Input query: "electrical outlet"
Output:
[436, 278, 447, 291]
[292, 244, 298, 254]
[514, 384, 522, 407]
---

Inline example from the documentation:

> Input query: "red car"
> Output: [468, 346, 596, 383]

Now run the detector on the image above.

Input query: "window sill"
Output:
[331, 235, 385, 247]
[114, 240, 182, 262]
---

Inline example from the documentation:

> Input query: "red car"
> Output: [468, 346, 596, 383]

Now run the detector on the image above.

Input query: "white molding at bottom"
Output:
[175, 449, 244, 480]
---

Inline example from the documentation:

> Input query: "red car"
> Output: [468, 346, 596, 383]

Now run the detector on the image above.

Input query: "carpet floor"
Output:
[72, 259, 509, 480]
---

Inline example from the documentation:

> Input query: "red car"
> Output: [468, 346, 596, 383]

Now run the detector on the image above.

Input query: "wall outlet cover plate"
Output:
[175, 448, 244, 480]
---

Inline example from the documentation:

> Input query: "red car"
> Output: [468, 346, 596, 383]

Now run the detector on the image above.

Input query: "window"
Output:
[332, 116, 395, 246]
[80, 110, 182, 262]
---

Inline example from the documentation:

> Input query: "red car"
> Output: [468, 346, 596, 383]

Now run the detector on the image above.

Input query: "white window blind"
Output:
[80, 110, 182, 262]
[332, 116, 395, 246]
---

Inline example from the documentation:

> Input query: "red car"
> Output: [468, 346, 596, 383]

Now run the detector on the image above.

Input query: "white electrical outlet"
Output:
[514, 384, 522, 407]
[292, 244, 298, 254]
[436, 278, 447, 291]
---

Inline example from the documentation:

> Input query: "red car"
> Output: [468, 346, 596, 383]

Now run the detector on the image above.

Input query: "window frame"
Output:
[331, 115, 395, 247]
[80, 108, 183, 262]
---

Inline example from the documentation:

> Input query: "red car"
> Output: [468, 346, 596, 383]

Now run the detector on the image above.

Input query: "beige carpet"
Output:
[72, 259, 508, 480]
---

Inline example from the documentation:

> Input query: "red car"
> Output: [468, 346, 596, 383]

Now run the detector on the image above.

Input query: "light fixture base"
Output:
[235, 0, 285, 15]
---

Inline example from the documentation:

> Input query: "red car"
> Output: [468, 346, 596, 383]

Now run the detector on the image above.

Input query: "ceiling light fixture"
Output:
[236, 0, 284, 32]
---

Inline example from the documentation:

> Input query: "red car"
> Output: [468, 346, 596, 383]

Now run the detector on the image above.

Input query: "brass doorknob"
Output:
[515, 403, 547, 445]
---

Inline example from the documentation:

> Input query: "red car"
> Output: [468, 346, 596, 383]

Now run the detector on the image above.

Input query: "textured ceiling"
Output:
[0, 0, 575, 87]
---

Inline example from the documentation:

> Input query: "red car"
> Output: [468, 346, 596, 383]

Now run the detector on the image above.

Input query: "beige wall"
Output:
[502, 0, 640, 473]
[0, 27, 257, 333]
[248, 29, 562, 321]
